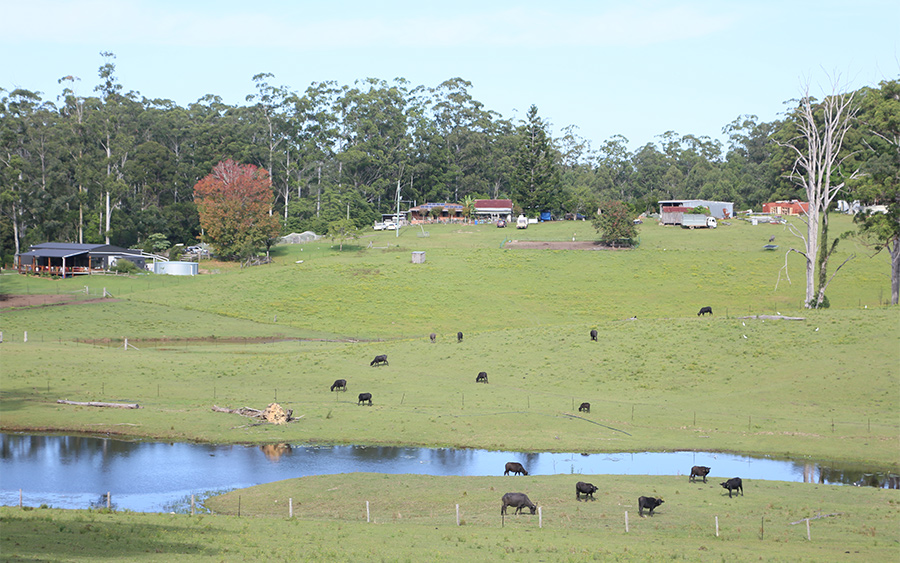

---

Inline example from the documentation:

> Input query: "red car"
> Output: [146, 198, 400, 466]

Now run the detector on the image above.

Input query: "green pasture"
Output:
[3, 474, 898, 561]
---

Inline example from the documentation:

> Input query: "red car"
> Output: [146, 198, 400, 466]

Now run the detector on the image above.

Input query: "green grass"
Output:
[3, 474, 898, 561]
[1, 215, 898, 561]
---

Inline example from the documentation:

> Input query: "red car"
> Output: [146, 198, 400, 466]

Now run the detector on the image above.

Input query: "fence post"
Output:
[538, 506, 542, 528]
[366, 500, 370, 523]
[24, 331, 27, 343]
[191, 494, 195, 516]
[806, 518, 811, 541]
[456, 504, 460, 526]
[19, 489, 22, 507]
[107, 492, 111, 510]
[625, 511, 628, 532]
[289, 498, 293, 518]
[715, 516, 719, 537]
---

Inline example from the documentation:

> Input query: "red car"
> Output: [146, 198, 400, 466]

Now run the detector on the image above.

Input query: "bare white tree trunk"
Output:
[779, 77, 860, 307]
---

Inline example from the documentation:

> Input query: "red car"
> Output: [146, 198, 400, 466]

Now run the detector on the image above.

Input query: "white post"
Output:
[366, 501, 370, 523]
[19, 489, 22, 507]
[24, 331, 27, 343]
[107, 492, 111, 509]
[0, 331, 3, 343]
[289, 498, 293, 518]
[715, 516, 719, 537]
[191, 495, 195, 516]
[806, 518, 811, 541]
[625, 511, 629, 532]
[538, 506, 542, 528]
[456, 504, 460, 526]
[124, 338, 128, 350]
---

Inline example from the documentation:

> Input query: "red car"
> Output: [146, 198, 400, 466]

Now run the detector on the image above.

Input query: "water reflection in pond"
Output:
[0, 434, 895, 513]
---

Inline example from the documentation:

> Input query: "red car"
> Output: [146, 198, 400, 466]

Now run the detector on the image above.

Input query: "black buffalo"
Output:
[698, 306, 713, 316]
[504, 462, 528, 476]
[370, 354, 388, 367]
[430, 333, 436, 343]
[575, 481, 598, 501]
[590, 329, 598, 341]
[457, 331, 463, 342]
[690, 466, 711, 483]
[357, 392, 373, 405]
[501, 492, 536, 515]
[578, 402, 590, 413]
[638, 496, 664, 517]
[330, 379, 347, 392]
[476, 371, 488, 383]
[720, 477, 743, 497]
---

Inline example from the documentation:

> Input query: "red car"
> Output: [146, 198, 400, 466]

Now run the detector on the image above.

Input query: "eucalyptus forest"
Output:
[1, 52, 897, 267]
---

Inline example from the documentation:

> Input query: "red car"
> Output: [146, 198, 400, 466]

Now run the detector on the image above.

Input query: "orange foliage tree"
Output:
[193, 160, 281, 260]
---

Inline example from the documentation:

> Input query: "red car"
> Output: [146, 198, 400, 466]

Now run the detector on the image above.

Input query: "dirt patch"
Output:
[0, 294, 116, 310]
[503, 240, 631, 250]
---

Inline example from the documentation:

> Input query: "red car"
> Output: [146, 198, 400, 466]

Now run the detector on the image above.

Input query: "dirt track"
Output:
[503, 240, 628, 250]
[0, 294, 114, 310]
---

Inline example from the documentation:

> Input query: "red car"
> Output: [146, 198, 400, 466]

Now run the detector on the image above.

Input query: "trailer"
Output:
[681, 214, 717, 229]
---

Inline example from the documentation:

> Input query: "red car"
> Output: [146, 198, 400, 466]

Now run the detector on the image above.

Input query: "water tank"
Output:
[151, 261, 198, 276]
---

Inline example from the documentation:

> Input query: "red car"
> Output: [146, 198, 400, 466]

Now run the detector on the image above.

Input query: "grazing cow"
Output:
[575, 481, 598, 501]
[457, 331, 463, 342]
[330, 379, 347, 392]
[476, 371, 489, 383]
[370, 354, 389, 367]
[578, 402, 590, 413]
[720, 477, 743, 497]
[690, 466, 711, 483]
[430, 332, 436, 343]
[638, 496, 664, 517]
[501, 492, 537, 515]
[357, 392, 373, 405]
[698, 306, 713, 316]
[590, 329, 598, 341]
[504, 462, 528, 476]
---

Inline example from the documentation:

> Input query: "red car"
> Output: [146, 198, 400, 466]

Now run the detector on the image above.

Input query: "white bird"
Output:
[815, 327, 819, 332]
[742, 334, 748, 339]
[742, 321, 745, 326]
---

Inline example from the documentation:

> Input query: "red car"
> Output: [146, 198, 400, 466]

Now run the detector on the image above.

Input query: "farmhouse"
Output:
[762, 200, 810, 216]
[474, 199, 513, 222]
[658, 199, 734, 219]
[16, 242, 148, 277]
[408, 202, 464, 223]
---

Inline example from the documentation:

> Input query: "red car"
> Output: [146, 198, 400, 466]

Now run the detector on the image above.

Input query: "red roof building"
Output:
[762, 200, 809, 215]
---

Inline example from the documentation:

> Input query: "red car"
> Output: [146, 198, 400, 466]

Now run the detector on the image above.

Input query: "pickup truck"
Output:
[681, 214, 717, 229]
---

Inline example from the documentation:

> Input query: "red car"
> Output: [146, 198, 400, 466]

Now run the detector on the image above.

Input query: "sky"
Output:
[2, 0, 898, 152]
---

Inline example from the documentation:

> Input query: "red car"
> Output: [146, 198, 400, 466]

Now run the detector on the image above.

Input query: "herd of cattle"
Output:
[333, 320, 734, 520]
[500, 463, 743, 518]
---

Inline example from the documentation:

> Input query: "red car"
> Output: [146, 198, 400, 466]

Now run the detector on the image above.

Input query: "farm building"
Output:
[474, 199, 513, 221]
[762, 200, 810, 216]
[658, 199, 734, 219]
[16, 243, 149, 277]
[408, 203, 464, 223]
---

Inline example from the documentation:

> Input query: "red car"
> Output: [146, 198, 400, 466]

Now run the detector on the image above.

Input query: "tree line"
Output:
[1, 53, 896, 269]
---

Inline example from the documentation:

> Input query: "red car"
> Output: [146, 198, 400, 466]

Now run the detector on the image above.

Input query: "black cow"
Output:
[457, 331, 463, 342]
[370, 354, 388, 367]
[575, 481, 598, 501]
[698, 306, 713, 316]
[330, 379, 347, 392]
[430, 332, 436, 343]
[501, 492, 536, 515]
[504, 462, 528, 476]
[720, 477, 743, 497]
[590, 329, 598, 341]
[476, 371, 488, 383]
[690, 466, 711, 483]
[638, 496, 664, 517]
[357, 392, 373, 405]
[578, 402, 590, 413]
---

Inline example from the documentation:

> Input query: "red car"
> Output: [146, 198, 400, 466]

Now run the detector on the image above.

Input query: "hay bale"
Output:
[263, 402, 288, 425]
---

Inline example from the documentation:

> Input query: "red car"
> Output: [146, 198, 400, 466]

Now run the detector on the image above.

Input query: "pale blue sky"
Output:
[2, 0, 898, 152]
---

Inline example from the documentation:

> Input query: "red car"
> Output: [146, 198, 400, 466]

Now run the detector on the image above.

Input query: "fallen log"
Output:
[212, 403, 298, 423]
[57, 400, 141, 409]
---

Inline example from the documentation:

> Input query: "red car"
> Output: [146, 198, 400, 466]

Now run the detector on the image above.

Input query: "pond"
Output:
[1, 434, 895, 513]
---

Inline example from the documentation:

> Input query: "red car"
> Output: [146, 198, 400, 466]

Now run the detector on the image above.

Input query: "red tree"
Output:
[193, 160, 281, 260]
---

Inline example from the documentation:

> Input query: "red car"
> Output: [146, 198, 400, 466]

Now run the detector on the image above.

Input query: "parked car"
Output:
[384, 221, 398, 230]
[373, 222, 386, 231]
[496, 219, 507, 228]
